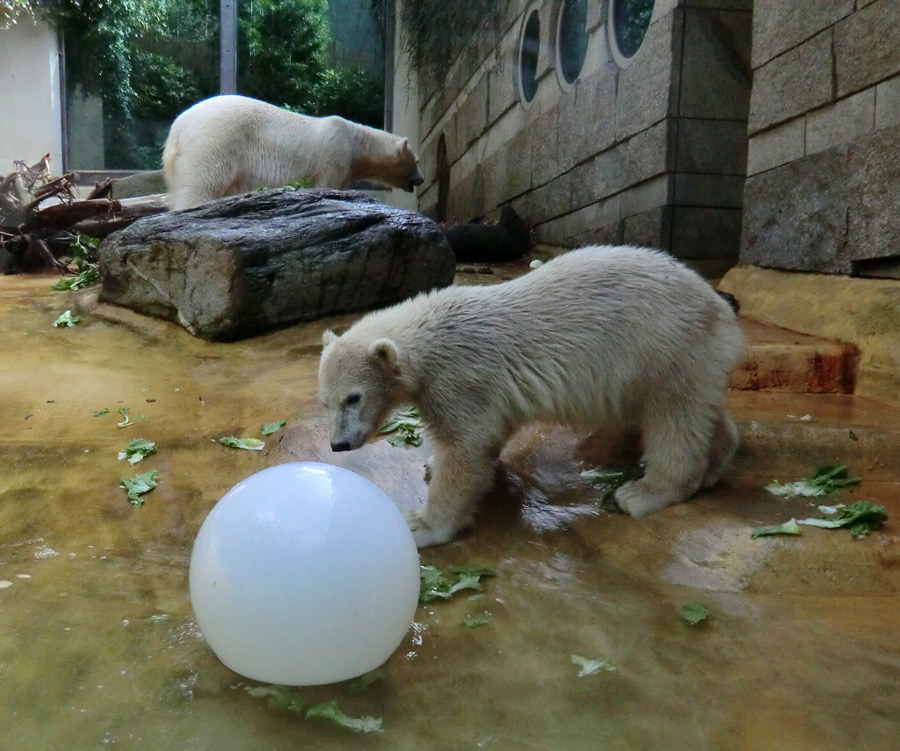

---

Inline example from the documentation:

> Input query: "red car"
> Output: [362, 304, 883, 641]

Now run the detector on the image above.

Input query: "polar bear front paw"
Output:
[614, 479, 680, 518]
[403, 509, 456, 548]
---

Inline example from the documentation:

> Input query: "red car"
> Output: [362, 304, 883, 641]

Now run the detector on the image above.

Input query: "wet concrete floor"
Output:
[1, 269, 899, 750]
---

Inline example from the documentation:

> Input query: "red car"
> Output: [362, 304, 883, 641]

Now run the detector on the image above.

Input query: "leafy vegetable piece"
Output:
[120, 469, 159, 506]
[680, 601, 711, 626]
[245, 685, 306, 713]
[419, 564, 495, 603]
[580, 464, 644, 510]
[306, 700, 383, 734]
[347, 667, 386, 695]
[51, 264, 100, 291]
[378, 406, 423, 448]
[751, 519, 802, 538]
[94, 408, 109, 417]
[116, 408, 146, 428]
[53, 310, 81, 328]
[462, 611, 493, 628]
[219, 436, 265, 451]
[261, 419, 287, 436]
[571, 655, 616, 677]
[797, 501, 888, 538]
[118, 437, 157, 465]
[284, 177, 315, 190]
[765, 464, 861, 498]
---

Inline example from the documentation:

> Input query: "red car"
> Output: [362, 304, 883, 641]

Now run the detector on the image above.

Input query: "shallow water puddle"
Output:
[1, 274, 899, 750]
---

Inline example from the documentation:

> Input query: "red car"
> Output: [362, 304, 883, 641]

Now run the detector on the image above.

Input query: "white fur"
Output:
[163, 95, 424, 210]
[318, 245, 746, 547]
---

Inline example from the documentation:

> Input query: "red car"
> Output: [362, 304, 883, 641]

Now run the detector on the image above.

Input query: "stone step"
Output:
[728, 390, 900, 483]
[730, 318, 857, 395]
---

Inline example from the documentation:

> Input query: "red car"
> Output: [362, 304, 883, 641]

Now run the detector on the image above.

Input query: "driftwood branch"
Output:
[0, 156, 169, 271]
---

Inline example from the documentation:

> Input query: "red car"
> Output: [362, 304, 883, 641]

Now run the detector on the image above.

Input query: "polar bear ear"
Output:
[398, 137, 409, 153]
[322, 329, 338, 348]
[369, 338, 400, 372]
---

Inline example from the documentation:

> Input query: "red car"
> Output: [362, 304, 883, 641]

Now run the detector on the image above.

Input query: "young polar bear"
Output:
[318, 245, 745, 547]
[163, 95, 424, 210]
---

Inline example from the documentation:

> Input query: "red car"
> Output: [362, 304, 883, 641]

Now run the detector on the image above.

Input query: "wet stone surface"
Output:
[1, 269, 899, 750]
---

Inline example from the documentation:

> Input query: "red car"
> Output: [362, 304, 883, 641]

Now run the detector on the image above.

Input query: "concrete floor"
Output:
[1, 268, 898, 750]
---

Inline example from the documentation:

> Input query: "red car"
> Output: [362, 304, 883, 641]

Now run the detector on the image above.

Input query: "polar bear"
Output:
[162, 95, 424, 210]
[318, 245, 745, 547]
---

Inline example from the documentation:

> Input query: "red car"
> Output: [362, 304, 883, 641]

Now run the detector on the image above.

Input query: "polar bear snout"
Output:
[405, 171, 424, 192]
[330, 439, 352, 452]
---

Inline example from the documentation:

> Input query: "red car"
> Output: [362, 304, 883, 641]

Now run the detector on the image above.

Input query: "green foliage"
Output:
[419, 564, 495, 603]
[51, 233, 101, 291]
[52, 309, 81, 327]
[399, 0, 502, 89]
[219, 436, 265, 451]
[238, 0, 329, 110]
[680, 602, 711, 626]
[378, 406, 423, 448]
[571, 655, 616, 677]
[751, 519, 802, 539]
[303, 68, 384, 128]
[120, 468, 159, 506]
[260, 419, 286, 435]
[765, 464, 861, 498]
[798, 501, 888, 538]
[117, 437, 157, 465]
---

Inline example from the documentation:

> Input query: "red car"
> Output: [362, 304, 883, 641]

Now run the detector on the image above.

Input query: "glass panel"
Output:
[520, 9, 540, 103]
[558, 0, 588, 85]
[613, 0, 654, 60]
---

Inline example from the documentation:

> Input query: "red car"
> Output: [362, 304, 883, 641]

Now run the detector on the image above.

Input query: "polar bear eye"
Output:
[346, 393, 361, 406]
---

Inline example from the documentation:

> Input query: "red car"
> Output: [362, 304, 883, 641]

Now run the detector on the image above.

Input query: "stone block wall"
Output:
[408, 0, 751, 261]
[742, 0, 900, 276]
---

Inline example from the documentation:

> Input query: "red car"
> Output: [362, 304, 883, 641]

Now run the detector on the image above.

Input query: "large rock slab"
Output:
[98, 189, 455, 340]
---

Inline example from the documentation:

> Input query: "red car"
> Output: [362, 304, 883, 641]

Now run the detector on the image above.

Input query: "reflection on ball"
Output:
[189, 462, 420, 686]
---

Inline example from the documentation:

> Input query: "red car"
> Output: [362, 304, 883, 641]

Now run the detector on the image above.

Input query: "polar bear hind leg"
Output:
[615, 397, 718, 518]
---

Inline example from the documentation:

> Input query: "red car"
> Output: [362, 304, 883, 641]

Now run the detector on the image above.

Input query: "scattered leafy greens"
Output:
[219, 436, 265, 451]
[571, 655, 616, 677]
[462, 611, 493, 628]
[244, 685, 306, 713]
[51, 234, 101, 291]
[53, 310, 81, 328]
[306, 700, 383, 733]
[765, 464, 860, 498]
[580, 464, 644, 510]
[680, 601, 711, 626]
[419, 564, 496, 603]
[378, 407, 423, 448]
[244, 686, 384, 733]
[117, 438, 157, 465]
[797, 501, 887, 538]
[261, 419, 287, 436]
[348, 667, 385, 695]
[116, 408, 146, 428]
[94, 408, 109, 417]
[751, 519, 802, 538]
[120, 469, 159, 506]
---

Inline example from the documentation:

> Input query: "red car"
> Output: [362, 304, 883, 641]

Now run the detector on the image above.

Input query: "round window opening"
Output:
[519, 9, 540, 104]
[557, 0, 589, 85]
[611, 0, 655, 61]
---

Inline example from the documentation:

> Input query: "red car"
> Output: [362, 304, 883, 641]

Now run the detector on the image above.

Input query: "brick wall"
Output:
[742, 0, 900, 276]
[408, 0, 751, 262]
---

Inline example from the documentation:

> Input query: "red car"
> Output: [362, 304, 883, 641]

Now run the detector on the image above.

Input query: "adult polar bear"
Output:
[163, 95, 424, 210]
[318, 245, 746, 548]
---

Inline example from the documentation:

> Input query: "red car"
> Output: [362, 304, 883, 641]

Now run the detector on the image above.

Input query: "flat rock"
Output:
[98, 189, 455, 340]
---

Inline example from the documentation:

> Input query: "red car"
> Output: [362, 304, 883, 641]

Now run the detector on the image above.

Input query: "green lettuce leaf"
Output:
[261, 419, 286, 436]
[680, 601, 711, 625]
[797, 501, 887, 538]
[117, 437, 157, 465]
[571, 654, 616, 677]
[751, 519, 802, 538]
[219, 436, 265, 451]
[120, 469, 159, 506]
[306, 699, 383, 733]
[52, 310, 81, 328]
[765, 464, 860, 498]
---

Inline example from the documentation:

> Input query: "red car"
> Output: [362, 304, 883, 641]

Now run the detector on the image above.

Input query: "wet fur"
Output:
[318, 245, 746, 547]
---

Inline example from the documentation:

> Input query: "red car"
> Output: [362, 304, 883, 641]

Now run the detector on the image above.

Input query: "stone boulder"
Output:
[98, 189, 456, 340]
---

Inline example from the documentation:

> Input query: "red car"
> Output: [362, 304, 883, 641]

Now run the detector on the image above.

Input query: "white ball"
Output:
[189, 462, 420, 685]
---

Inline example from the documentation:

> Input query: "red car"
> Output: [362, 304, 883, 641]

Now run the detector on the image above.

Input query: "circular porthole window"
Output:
[518, 7, 541, 105]
[557, 0, 589, 86]
[609, 0, 655, 67]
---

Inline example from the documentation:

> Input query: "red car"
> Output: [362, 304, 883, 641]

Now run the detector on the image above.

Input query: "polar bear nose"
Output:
[331, 440, 352, 452]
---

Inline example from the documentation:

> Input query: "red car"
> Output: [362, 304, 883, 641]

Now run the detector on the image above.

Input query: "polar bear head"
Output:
[384, 137, 424, 193]
[318, 329, 401, 452]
